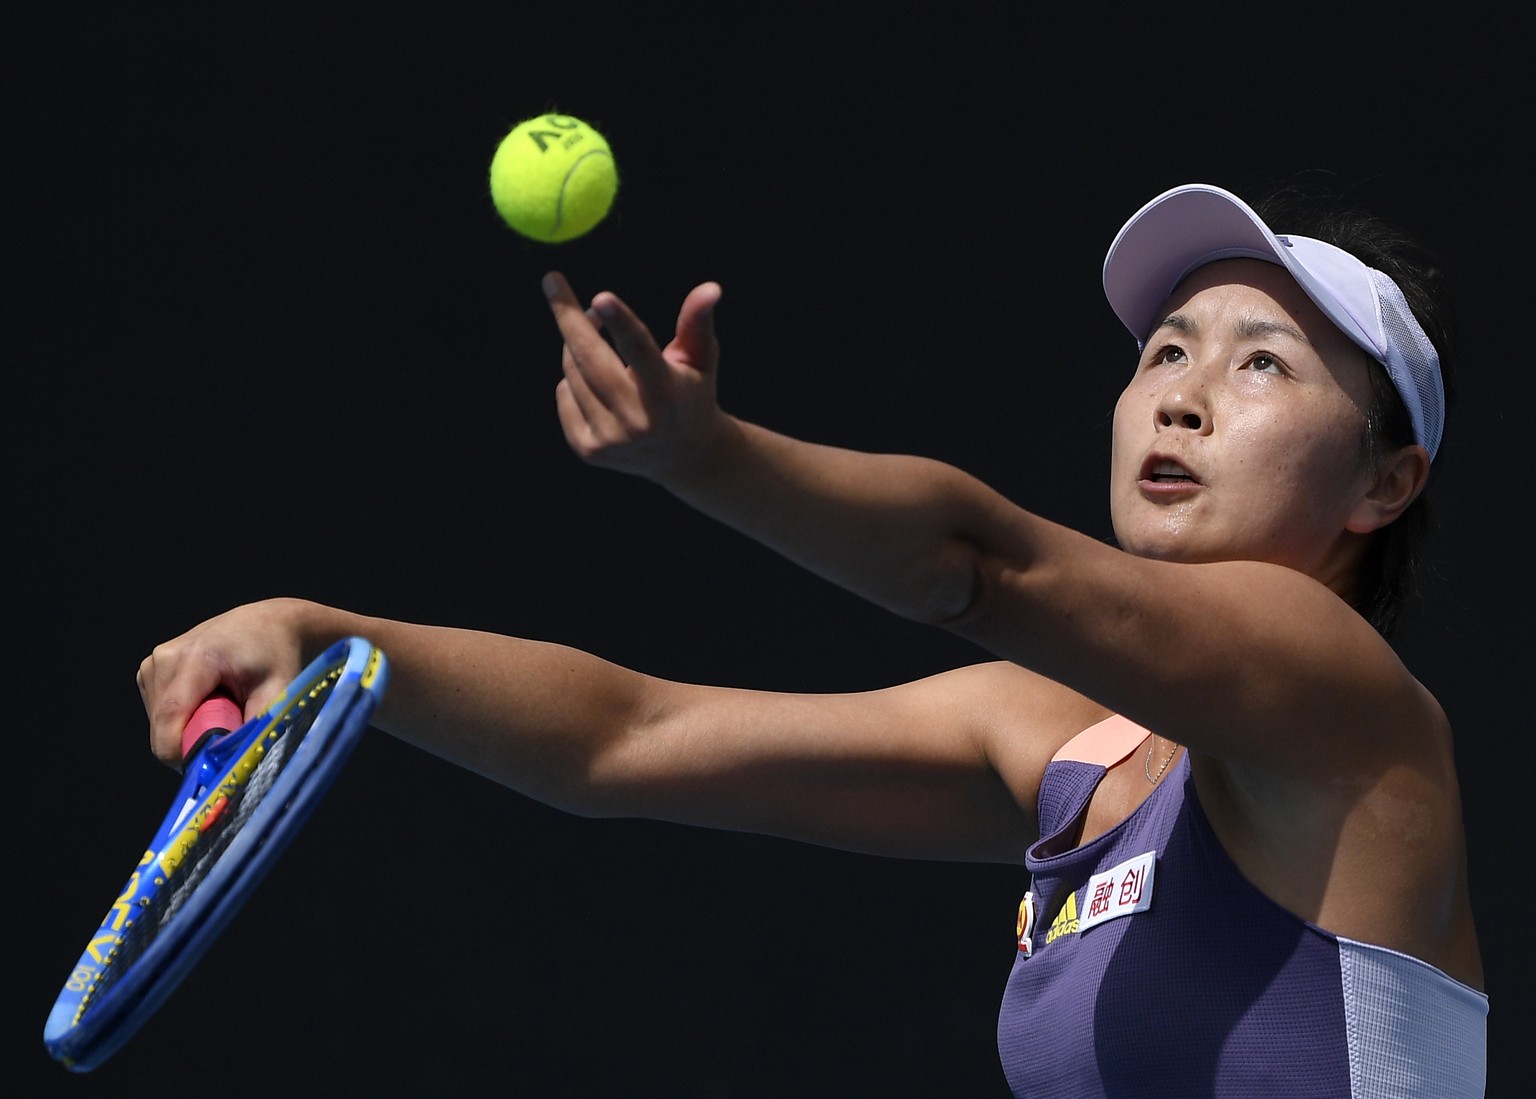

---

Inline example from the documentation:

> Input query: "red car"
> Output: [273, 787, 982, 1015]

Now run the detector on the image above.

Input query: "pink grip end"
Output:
[181, 696, 244, 760]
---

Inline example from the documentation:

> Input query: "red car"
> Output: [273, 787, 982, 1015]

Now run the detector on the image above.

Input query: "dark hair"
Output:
[1254, 184, 1460, 637]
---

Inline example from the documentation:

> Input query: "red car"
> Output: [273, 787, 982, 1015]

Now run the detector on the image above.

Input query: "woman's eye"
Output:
[1249, 353, 1283, 374]
[1151, 345, 1186, 365]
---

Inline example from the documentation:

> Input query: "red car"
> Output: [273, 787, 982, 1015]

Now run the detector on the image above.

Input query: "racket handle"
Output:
[181, 696, 243, 761]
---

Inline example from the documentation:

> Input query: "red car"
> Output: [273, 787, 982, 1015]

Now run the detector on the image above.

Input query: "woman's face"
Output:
[1109, 259, 1382, 588]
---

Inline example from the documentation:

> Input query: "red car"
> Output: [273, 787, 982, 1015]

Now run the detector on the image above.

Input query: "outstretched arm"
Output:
[138, 598, 1075, 863]
[545, 274, 1437, 778]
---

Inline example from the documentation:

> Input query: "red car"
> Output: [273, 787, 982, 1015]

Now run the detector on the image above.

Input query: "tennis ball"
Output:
[489, 113, 617, 243]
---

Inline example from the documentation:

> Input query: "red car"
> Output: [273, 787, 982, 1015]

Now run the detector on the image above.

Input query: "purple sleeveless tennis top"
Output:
[997, 717, 1487, 1097]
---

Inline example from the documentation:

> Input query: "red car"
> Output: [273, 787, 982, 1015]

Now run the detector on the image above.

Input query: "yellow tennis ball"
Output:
[489, 113, 618, 243]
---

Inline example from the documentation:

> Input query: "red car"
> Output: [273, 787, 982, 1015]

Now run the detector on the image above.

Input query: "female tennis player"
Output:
[138, 183, 1486, 1095]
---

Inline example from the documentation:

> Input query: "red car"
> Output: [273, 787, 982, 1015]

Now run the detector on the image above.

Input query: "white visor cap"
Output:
[1102, 183, 1444, 462]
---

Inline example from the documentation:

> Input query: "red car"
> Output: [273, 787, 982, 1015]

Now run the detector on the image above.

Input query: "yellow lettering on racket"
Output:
[66, 962, 101, 992]
[105, 867, 145, 932]
[159, 791, 228, 877]
[157, 747, 266, 877]
[84, 933, 117, 965]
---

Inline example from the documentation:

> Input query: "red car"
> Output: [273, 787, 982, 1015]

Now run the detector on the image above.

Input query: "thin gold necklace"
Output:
[1144, 736, 1178, 785]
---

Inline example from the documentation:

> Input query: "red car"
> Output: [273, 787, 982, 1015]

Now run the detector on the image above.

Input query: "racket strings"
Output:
[77, 677, 338, 1020]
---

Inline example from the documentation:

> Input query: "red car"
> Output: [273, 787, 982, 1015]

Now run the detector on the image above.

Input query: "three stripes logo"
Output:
[1045, 891, 1080, 945]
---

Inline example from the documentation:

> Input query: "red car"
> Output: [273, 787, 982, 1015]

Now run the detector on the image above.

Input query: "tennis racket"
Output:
[43, 635, 388, 1071]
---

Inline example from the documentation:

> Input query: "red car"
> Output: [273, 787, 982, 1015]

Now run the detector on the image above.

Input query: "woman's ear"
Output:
[1346, 443, 1431, 534]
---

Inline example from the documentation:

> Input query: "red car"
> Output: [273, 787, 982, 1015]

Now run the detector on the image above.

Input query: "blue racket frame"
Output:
[44, 636, 388, 1071]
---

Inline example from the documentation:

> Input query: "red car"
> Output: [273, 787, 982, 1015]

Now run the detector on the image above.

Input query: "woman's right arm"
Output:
[138, 597, 1079, 863]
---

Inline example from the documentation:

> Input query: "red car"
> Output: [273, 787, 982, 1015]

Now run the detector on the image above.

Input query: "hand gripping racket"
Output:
[43, 635, 388, 1071]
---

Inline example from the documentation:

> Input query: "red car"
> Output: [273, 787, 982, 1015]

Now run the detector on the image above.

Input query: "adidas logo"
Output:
[1045, 891, 1080, 944]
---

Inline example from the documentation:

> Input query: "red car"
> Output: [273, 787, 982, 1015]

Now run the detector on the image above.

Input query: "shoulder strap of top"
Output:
[1050, 714, 1152, 767]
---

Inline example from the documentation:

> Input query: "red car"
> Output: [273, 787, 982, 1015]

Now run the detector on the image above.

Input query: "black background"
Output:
[11, 3, 1529, 1095]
